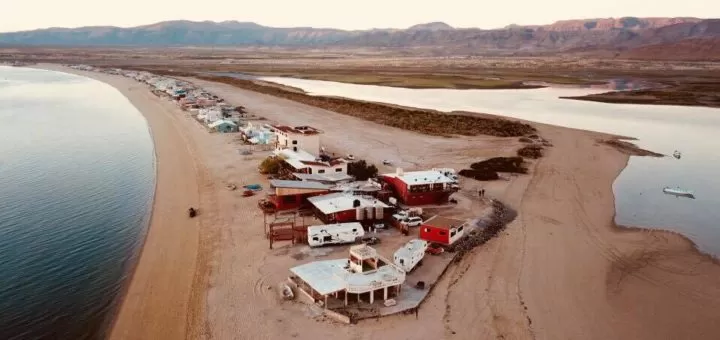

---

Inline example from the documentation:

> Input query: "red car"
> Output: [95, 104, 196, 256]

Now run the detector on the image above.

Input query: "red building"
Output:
[419, 216, 467, 246]
[308, 193, 390, 224]
[381, 169, 455, 206]
[267, 180, 331, 211]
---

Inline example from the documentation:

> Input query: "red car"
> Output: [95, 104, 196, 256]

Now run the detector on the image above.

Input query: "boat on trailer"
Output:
[662, 187, 695, 199]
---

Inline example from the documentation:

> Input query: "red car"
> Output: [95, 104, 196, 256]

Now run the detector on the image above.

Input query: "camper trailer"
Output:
[307, 222, 365, 247]
[393, 239, 428, 272]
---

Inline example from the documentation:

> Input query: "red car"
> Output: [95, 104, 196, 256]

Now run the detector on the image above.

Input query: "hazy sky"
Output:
[2, 0, 718, 32]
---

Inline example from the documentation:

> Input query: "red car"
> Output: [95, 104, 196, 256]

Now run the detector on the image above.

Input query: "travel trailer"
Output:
[393, 239, 428, 272]
[307, 222, 365, 247]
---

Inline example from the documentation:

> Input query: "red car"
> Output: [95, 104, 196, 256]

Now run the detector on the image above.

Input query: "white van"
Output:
[307, 222, 365, 247]
[393, 239, 428, 272]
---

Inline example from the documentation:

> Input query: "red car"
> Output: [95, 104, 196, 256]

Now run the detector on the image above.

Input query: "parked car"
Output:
[346, 154, 356, 160]
[382, 160, 392, 165]
[403, 216, 423, 227]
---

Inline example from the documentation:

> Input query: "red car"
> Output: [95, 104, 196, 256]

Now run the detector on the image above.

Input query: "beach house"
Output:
[307, 192, 389, 224]
[209, 119, 238, 133]
[419, 216, 466, 246]
[289, 244, 406, 307]
[381, 169, 456, 206]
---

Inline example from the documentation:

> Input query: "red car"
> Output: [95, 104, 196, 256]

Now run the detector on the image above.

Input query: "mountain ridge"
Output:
[1, 17, 717, 59]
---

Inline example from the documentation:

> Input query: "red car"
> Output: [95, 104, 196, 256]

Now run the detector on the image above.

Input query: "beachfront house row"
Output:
[242, 123, 276, 145]
[289, 245, 406, 308]
[381, 169, 456, 206]
[307, 192, 389, 224]
[273, 125, 322, 156]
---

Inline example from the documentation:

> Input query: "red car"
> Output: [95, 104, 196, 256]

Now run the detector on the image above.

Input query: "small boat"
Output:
[673, 150, 682, 159]
[662, 187, 695, 199]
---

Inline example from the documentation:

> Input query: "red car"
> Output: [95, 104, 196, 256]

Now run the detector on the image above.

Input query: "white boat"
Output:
[662, 187, 695, 198]
[673, 150, 682, 159]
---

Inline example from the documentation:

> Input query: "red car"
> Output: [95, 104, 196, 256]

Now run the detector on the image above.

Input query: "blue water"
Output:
[255, 76, 720, 256]
[0, 66, 155, 340]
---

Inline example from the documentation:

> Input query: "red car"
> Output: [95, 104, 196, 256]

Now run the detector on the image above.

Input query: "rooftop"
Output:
[290, 246, 405, 296]
[383, 170, 455, 186]
[276, 148, 346, 170]
[308, 193, 389, 215]
[269, 180, 332, 190]
[272, 125, 321, 135]
[293, 172, 353, 183]
[394, 239, 428, 259]
[423, 216, 467, 230]
[350, 244, 378, 260]
[208, 119, 237, 128]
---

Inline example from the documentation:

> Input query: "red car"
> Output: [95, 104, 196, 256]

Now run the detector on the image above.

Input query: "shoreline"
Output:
[36, 64, 209, 340]
[30, 64, 720, 339]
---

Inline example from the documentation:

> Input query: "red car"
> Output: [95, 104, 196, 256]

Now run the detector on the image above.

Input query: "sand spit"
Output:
[34, 64, 720, 340]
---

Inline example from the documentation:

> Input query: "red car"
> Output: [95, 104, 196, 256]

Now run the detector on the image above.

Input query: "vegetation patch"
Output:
[517, 145, 544, 159]
[458, 157, 528, 181]
[347, 160, 379, 181]
[601, 139, 664, 157]
[258, 156, 283, 174]
[159, 73, 536, 137]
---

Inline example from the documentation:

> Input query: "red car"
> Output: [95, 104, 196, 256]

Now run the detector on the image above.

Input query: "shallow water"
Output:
[0, 66, 155, 339]
[257, 76, 720, 255]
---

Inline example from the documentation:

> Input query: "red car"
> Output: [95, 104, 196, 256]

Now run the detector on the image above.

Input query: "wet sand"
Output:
[38, 64, 720, 340]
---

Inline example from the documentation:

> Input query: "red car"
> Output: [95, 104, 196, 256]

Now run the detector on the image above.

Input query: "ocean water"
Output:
[0, 66, 155, 340]
[255, 76, 720, 255]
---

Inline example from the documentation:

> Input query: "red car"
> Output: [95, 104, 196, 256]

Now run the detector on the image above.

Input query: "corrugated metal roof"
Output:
[308, 193, 389, 215]
[293, 173, 353, 183]
[269, 180, 331, 190]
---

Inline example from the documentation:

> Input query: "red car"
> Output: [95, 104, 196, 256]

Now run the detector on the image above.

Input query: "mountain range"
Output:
[1, 17, 719, 59]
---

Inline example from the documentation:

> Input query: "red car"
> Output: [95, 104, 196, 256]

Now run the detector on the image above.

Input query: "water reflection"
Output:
[259, 76, 720, 255]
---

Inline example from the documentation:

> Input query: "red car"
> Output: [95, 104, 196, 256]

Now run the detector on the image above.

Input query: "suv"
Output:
[403, 216, 423, 227]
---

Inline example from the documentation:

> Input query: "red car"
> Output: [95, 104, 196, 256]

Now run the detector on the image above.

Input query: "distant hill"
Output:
[407, 22, 454, 31]
[1, 17, 718, 60]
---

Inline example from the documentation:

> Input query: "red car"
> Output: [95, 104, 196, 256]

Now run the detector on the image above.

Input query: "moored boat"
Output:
[662, 187, 695, 199]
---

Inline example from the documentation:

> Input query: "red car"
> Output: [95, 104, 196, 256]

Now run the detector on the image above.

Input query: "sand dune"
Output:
[39, 65, 720, 340]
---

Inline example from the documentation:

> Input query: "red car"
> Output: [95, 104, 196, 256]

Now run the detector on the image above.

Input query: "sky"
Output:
[2, 0, 719, 32]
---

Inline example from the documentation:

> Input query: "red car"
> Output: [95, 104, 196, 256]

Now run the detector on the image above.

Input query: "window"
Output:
[352, 229, 357, 232]
[312, 237, 319, 241]
[318, 169, 326, 174]
[450, 231, 456, 237]
[424, 228, 430, 233]
[335, 168, 342, 172]
[293, 147, 298, 152]
[458, 226, 464, 232]
[292, 140, 298, 145]
[439, 231, 447, 236]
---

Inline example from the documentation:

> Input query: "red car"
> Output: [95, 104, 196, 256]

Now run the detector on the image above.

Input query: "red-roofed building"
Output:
[419, 216, 467, 246]
[381, 169, 456, 206]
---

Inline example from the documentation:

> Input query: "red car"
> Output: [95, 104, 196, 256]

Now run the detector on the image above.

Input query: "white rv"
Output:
[307, 222, 365, 247]
[393, 239, 428, 272]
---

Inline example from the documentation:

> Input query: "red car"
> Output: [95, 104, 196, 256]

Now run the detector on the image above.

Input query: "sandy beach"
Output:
[40, 64, 720, 339]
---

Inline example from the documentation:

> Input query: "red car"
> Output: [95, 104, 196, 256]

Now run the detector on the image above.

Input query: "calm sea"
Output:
[0, 66, 155, 340]
[255, 76, 720, 256]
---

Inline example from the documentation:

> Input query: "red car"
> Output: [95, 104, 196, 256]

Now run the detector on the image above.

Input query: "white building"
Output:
[289, 245, 406, 307]
[275, 148, 347, 175]
[273, 125, 322, 156]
